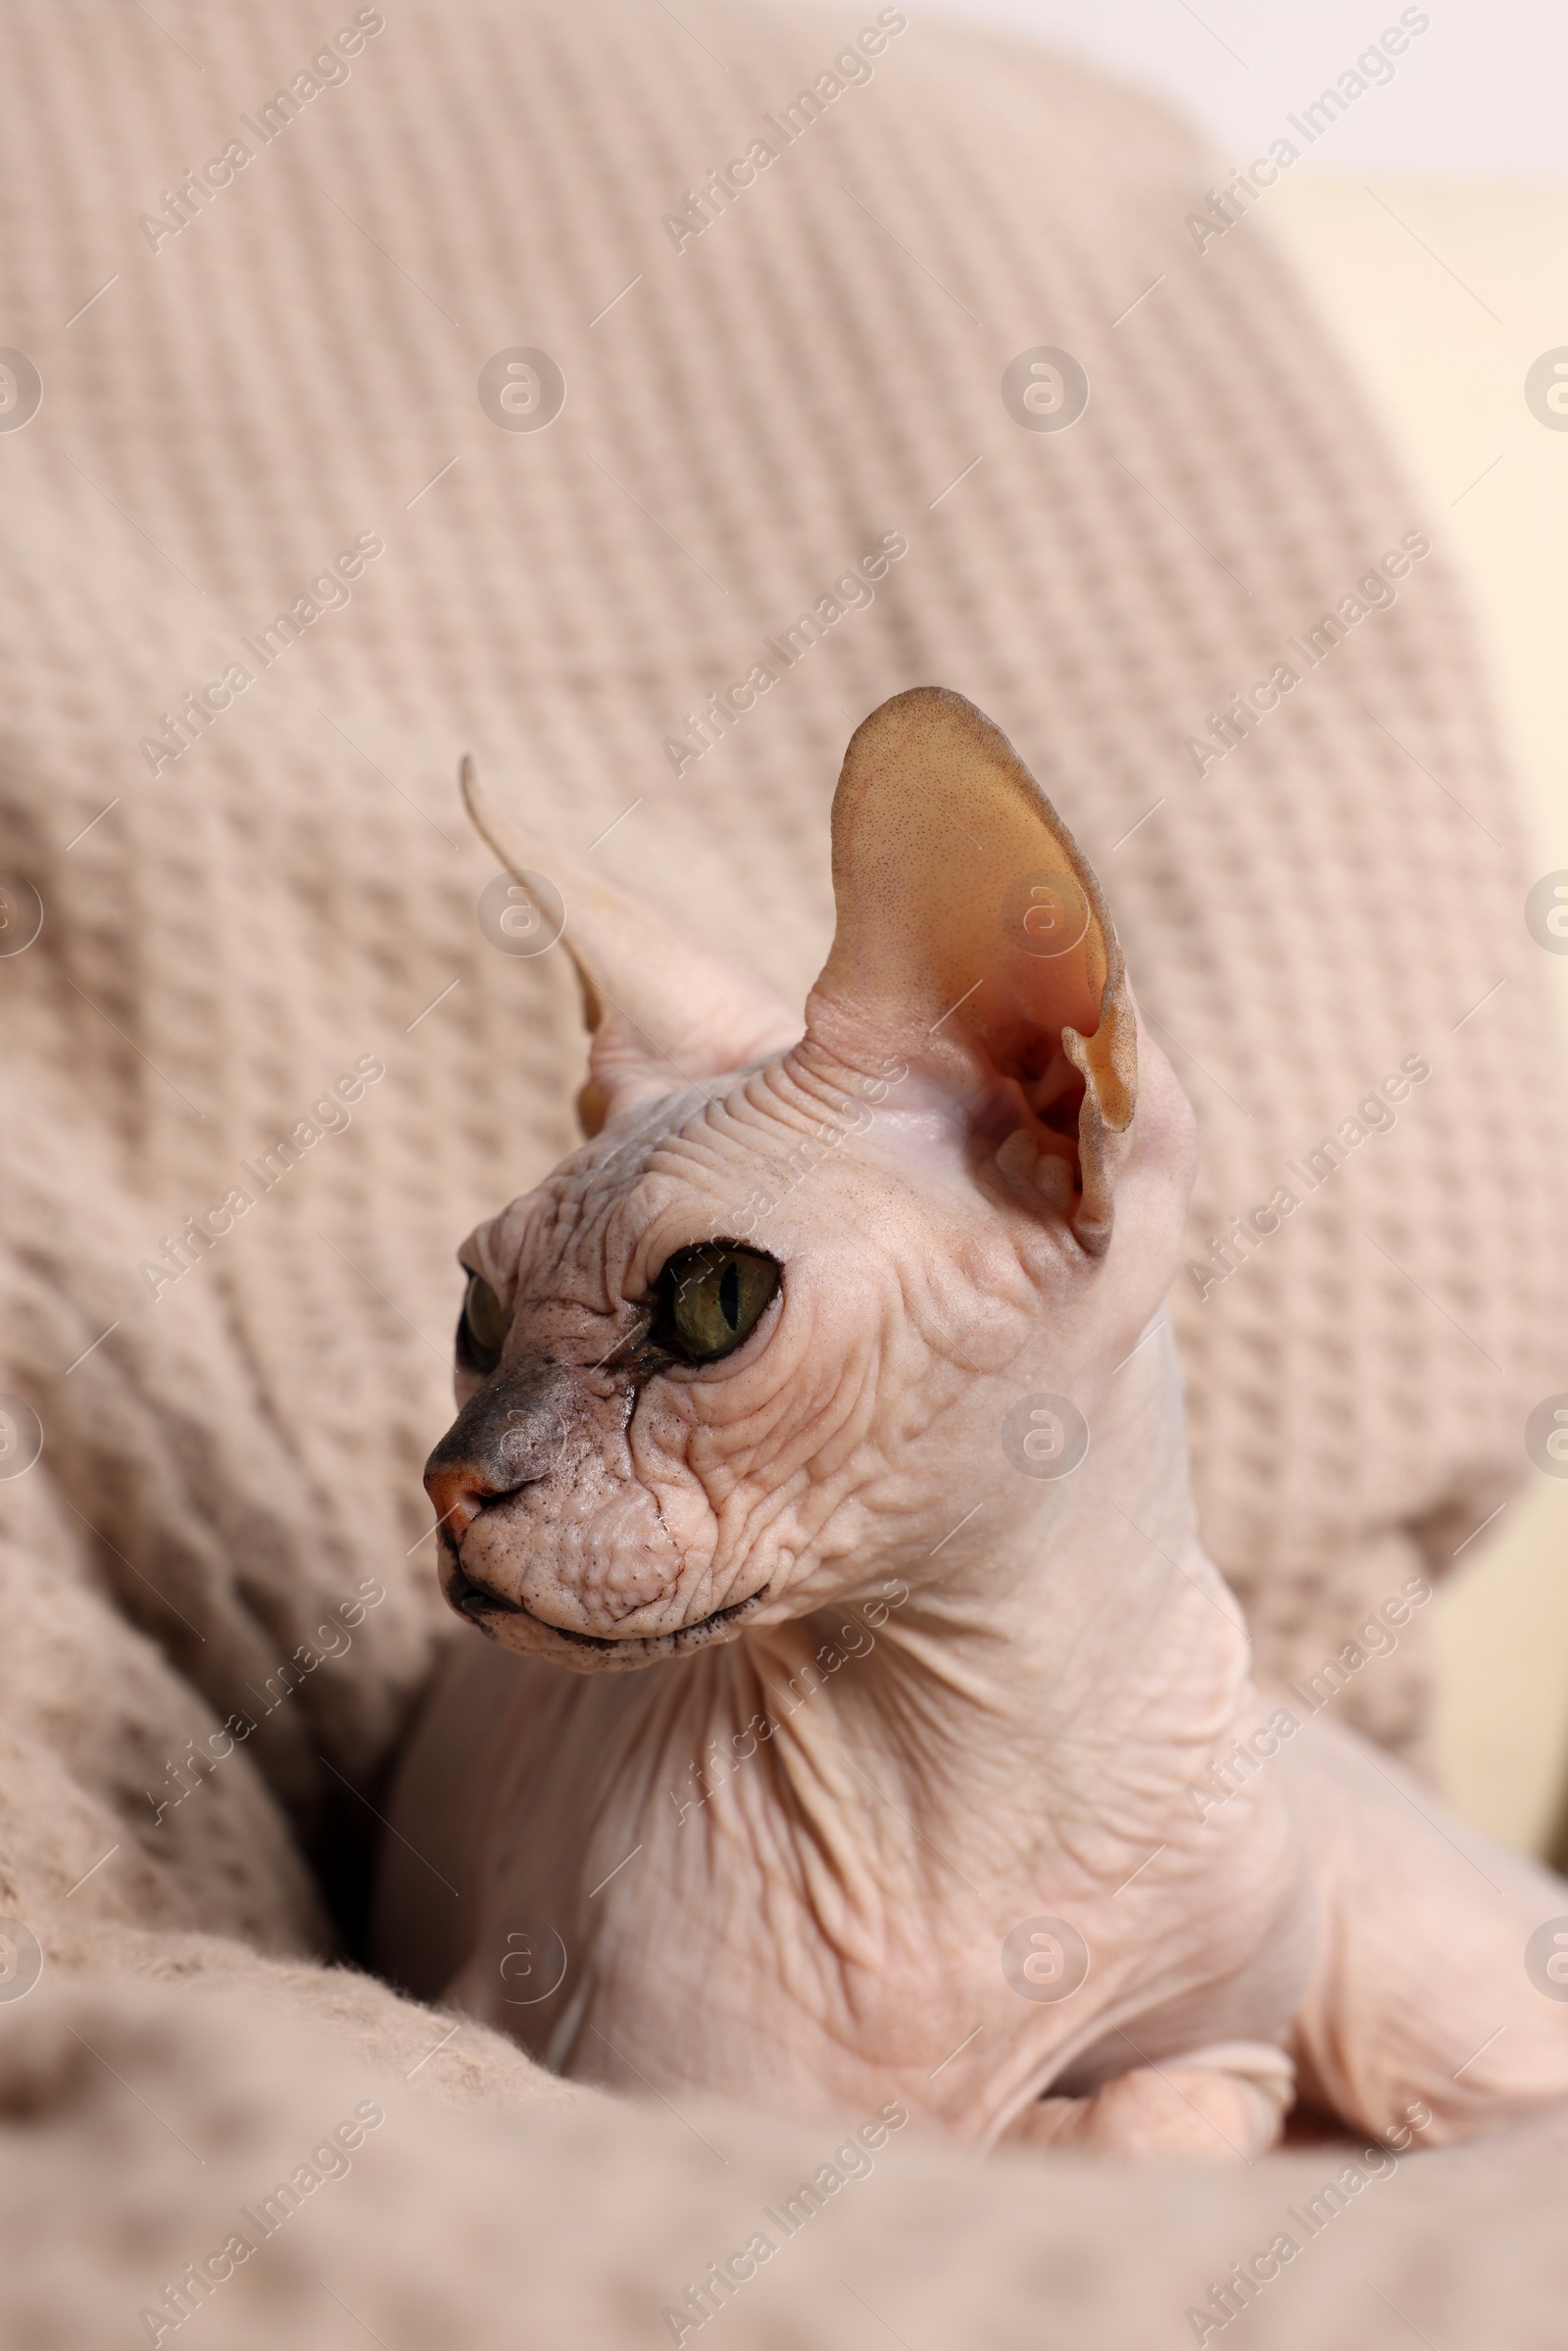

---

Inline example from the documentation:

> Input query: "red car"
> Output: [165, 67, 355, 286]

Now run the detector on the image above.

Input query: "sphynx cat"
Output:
[375, 688, 1568, 2158]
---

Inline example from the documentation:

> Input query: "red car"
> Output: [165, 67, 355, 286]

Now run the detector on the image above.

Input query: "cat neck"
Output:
[724, 1322, 1257, 1886]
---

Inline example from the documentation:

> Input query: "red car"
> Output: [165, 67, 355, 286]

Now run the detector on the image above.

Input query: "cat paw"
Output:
[1003, 2041, 1295, 2161]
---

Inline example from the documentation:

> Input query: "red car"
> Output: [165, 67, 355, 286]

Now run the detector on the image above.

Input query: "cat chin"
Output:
[443, 1556, 772, 1671]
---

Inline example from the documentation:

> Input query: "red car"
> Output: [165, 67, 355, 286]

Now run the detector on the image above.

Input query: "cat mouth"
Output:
[441, 1554, 767, 1662]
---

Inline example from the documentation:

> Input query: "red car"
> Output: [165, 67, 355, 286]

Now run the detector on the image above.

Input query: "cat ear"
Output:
[803, 689, 1137, 1253]
[461, 759, 802, 1135]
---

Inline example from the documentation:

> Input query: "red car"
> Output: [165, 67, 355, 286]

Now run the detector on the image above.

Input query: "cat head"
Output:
[424, 688, 1195, 1669]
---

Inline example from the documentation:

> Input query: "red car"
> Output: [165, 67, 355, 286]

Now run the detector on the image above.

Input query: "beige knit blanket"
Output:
[1, 2, 1564, 2341]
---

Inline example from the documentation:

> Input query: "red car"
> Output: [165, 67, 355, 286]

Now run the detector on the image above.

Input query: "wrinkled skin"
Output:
[375, 691, 1568, 2159]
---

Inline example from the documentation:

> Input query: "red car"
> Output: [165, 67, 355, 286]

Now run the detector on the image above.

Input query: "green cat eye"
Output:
[659, 1244, 780, 1364]
[460, 1271, 510, 1374]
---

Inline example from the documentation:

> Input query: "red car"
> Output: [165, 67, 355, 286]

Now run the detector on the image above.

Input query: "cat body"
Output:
[376, 691, 1568, 2156]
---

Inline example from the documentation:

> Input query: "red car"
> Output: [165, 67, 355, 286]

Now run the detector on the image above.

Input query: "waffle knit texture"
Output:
[0, 2, 1564, 2341]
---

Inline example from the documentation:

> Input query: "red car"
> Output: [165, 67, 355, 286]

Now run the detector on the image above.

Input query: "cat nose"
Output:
[422, 1367, 571, 1543]
[423, 1420, 546, 1543]
[423, 1452, 515, 1545]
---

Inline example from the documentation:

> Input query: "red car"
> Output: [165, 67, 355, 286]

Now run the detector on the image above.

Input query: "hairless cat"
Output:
[374, 688, 1568, 2158]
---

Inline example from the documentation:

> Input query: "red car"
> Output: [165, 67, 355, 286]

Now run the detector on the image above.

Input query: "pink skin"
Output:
[375, 691, 1568, 2158]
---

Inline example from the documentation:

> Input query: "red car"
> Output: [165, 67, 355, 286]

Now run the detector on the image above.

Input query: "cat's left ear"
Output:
[801, 689, 1137, 1254]
[462, 759, 802, 1135]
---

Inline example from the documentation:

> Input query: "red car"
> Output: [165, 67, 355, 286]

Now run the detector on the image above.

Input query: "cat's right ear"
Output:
[461, 759, 801, 1136]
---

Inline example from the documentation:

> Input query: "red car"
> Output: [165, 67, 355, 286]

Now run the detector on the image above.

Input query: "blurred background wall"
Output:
[894, 0, 1568, 1851]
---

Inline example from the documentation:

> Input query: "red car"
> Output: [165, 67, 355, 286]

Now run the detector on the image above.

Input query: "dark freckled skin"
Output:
[374, 691, 1568, 2158]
